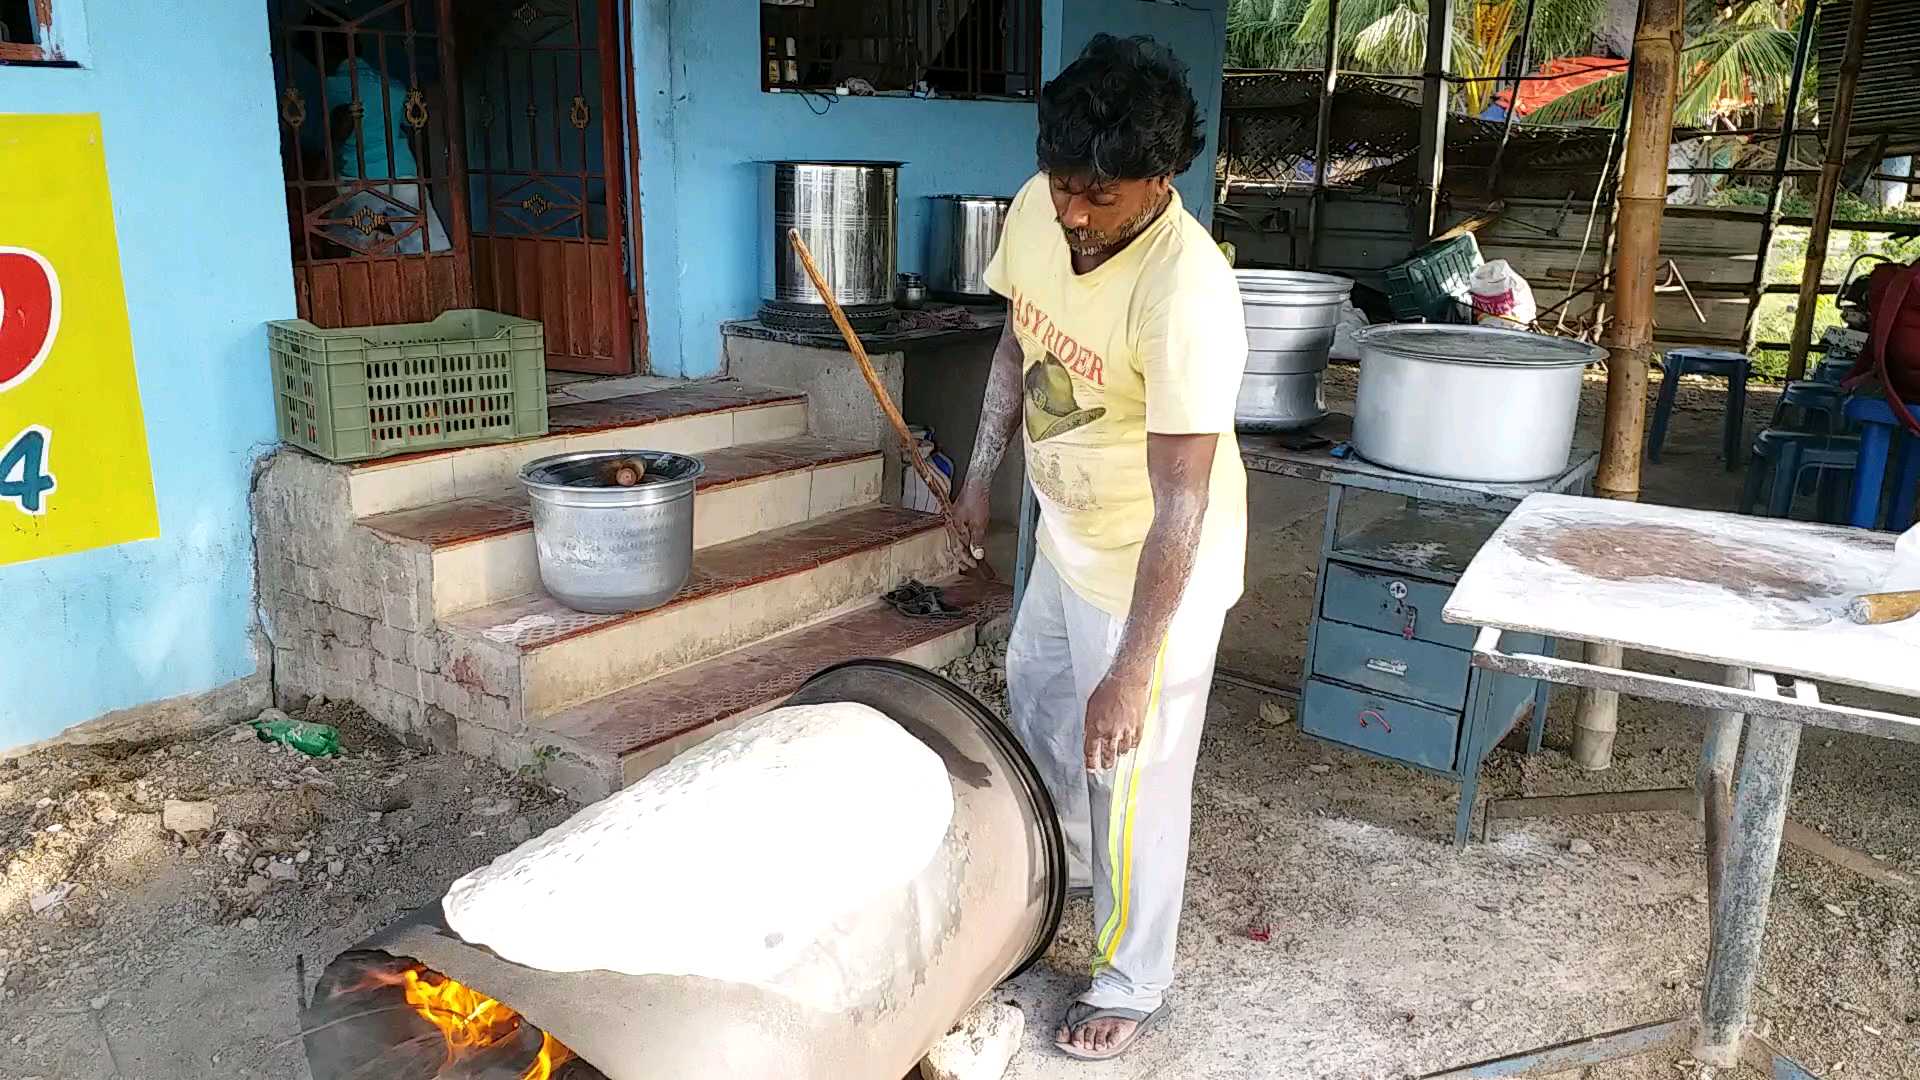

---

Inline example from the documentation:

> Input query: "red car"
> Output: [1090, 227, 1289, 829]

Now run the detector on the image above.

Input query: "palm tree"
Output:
[1227, 0, 1607, 117]
[1526, 0, 1806, 126]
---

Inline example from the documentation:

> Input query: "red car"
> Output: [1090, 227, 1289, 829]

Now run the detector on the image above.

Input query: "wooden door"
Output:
[455, 0, 634, 374]
[270, 0, 475, 327]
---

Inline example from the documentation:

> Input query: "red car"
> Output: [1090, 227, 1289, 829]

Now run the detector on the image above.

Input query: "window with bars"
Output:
[0, 0, 62, 63]
[761, 0, 1040, 100]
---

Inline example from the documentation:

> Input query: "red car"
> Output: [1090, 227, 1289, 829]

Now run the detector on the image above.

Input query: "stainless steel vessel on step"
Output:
[1352, 324, 1605, 482]
[763, 161, 900, 332]
[927, 194, 1012, 301]
[1234, 269, 1354, 432]
[521, 449, 704, 613]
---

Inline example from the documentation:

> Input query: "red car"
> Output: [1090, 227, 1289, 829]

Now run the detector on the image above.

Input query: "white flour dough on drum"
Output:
[441, 702, 953, 989]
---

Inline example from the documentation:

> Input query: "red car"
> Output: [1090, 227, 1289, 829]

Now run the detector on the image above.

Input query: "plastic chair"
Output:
[1742, 430, 1859, 523]
[1843, 394, 1920, 530]
[1765, 381, 1846, 437]
[1650, 347, 1751, 469]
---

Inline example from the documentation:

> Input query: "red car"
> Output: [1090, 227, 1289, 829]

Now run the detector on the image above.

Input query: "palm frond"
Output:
[1350, 4, 1429, 72]
[1524, 68, 1627, 126]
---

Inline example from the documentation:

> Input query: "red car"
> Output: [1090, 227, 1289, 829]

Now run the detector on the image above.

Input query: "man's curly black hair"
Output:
[1036, 34, 1205, 184]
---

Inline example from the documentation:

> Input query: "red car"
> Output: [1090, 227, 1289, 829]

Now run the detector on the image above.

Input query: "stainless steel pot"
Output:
[764, 161, 899, 318]
[1352, 324, 1605, 482]
[927, 194, 1012, 301]
[1234, 269, 1354, 432]
[520, 450, 704, 614]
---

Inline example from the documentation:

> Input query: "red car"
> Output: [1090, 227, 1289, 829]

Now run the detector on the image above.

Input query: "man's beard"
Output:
[1061, 191, 1171, 256]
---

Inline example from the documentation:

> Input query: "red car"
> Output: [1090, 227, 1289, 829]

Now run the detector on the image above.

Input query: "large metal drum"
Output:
[1352, 324, 1605, 482]
[763, 161, 899, 332]
[1234, 269, 1354, 433]
[927, 194, 1012, 301]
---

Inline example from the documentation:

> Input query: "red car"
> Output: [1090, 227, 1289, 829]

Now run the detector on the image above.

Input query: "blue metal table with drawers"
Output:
[1012, 433, 1599, 847]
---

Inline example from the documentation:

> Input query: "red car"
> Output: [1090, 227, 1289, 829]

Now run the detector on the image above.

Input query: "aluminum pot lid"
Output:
[1235, 269, 1355, 298]
[765, 159, 905, 168]
[520, 449, 704, 492]
[1353, 324, 1606, 368]
[931, 193, 1012, 203]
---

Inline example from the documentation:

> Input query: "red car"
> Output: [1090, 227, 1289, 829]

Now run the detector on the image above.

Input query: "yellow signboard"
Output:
[0, 114, 158, 565]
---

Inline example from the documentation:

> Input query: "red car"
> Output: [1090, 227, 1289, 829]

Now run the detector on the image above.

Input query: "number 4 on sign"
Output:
[0, 426, 55, 515]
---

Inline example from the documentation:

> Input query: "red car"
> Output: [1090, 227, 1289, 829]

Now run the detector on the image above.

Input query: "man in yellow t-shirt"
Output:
[953, 33, 1248, 1063]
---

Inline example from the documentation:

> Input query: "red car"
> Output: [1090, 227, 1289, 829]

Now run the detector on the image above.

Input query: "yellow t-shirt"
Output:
[985, 174, 1248, 616]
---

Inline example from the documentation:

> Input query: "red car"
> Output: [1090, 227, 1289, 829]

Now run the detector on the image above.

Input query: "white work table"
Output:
[1425, 493, 1919, 1079]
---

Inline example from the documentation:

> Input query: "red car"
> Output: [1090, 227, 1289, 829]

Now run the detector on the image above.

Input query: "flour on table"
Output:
[442, 702, 953, 991]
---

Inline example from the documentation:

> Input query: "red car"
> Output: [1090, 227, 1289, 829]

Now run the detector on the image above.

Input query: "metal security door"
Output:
[271, 0, 475, 326]
[458, 0, 634, 374]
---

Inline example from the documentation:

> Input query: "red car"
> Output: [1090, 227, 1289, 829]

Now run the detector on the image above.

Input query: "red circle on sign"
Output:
[0, 247, 60, 392]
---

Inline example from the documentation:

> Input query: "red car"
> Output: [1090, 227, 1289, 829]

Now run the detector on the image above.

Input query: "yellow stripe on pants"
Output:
[1093, 645, 1167, 974]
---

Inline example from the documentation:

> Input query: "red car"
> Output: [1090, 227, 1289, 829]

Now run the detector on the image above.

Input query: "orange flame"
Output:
[363, 964, 576, 1079]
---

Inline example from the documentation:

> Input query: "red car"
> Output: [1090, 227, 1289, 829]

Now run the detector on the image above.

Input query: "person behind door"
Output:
[321, 44, 452, 255]
[953, 33, 1248, 1063]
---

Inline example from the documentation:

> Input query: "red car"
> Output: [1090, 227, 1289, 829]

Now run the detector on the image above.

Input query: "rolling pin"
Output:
[1847, 590, 1920, 625]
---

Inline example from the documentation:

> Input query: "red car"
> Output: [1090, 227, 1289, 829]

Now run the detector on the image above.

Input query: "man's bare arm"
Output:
[953, 315, 1024, 547]
[1084, 431, 1216, 769]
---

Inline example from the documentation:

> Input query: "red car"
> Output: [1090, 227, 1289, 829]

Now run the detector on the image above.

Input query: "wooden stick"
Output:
[1847, 590, 1920, 626]
[785, 229, 992, 573]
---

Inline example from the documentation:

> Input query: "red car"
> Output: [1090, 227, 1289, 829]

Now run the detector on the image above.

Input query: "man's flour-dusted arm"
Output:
[954, 315, 1025, 553]
[1082, 431, 1215, 770]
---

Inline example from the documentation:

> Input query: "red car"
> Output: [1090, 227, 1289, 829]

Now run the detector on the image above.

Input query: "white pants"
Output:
[1007, 552, 1226, 1013]
[329, 182, 451, 255]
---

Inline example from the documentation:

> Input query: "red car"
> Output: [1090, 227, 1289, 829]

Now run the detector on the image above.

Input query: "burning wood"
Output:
[303, 951, 602, 1080]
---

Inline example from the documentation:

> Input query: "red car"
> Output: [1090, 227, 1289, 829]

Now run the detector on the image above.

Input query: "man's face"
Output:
[1048, 173, 1172, 256]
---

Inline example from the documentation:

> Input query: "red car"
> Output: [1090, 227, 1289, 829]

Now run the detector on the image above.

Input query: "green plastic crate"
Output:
[268, 310, 548, 463]
[1384, 233, 1483, 323]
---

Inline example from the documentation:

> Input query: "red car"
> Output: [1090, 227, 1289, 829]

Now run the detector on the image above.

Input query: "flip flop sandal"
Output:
[1055, 1001, 1171, 1062]
[883, 579, 963, 619]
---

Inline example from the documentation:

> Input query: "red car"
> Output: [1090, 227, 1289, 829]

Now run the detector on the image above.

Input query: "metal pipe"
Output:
[1786, 0, 1875, 380]
[301, 661, 1067, 1080]
[1487, 0, 1542, 188]
[1307, 0, 1341, 269]
[1742, 6, 1820, 349]
[1696, 678, 1809, 1066]
[1414, 0, 1454, 241]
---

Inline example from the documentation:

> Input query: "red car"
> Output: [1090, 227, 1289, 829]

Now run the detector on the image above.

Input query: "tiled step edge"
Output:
[358, 435, 885, 616]
[345, 381, 807, 516]
[522, 577, 1012, 801]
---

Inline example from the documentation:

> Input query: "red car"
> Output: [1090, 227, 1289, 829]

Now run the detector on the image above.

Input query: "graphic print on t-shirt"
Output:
[1023, 352, 1107, 443]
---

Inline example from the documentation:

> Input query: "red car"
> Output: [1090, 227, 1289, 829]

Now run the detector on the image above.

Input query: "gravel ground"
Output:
[0, 372, 1914, 1080]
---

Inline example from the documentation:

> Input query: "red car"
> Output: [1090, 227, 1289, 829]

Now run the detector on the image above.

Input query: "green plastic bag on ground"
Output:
[254, 716, 342, 757]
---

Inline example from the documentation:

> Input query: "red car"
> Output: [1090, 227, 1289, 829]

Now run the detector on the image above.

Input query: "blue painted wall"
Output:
[634, 0, 1228, 378]
[0, 3, 291, 745]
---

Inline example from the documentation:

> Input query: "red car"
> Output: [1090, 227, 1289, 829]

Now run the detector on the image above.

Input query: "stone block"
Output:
[369, 620, 408, 661]
[327, 608, 371, 648]
[407, 633, 442, 675]
[919, 1001, 1024, 1080]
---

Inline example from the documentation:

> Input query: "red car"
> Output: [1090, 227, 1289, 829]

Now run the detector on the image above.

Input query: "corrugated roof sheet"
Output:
[1818, 0, 1920, 154]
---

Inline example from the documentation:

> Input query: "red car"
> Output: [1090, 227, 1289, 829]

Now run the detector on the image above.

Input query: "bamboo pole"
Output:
[1307, 0, 1342, 269]
[1414, 0, 1454, 241]
[1786, 0, 1876, 381]
[1574, 0, 1684, 772]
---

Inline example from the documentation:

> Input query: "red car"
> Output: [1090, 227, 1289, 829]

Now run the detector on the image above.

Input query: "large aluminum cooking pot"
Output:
[521, 450, 704, 613]
[763, 161, 899, 327]
[1234, 269, 1354, 432]
[927, 194, 1012, 301]
[1352, 324, 1605, 482]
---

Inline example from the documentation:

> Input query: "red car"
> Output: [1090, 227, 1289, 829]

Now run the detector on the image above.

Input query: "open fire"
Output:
[303, 950, 607, 1080]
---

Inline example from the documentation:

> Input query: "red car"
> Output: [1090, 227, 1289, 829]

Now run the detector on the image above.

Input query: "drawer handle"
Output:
[1358, 708, 1392, 733]
[1366, 657, 1408, 678]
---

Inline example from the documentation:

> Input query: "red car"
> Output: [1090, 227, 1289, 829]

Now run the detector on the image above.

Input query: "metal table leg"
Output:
[1696, 675, 1811, 1067]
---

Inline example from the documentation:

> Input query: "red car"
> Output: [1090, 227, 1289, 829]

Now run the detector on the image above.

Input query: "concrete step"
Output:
[530, 577, 1012, 800]
[344, 381, 807, 516]
[360, 435, 884, 617]
[437, 504, 955, 730]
